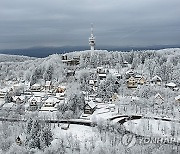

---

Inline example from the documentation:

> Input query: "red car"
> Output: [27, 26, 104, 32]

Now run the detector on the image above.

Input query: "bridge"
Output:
[109, 114, 180, 124]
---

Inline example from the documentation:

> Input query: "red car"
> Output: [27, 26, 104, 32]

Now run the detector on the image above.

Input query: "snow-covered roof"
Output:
[135, 74, 142, 78]
[58, 85, 66, 89]
[95, 98, 102, 103]
[126, 70, 134, 75]
[123, 61, 128, 64]
[56, 93, 65, 97]
[114, 73, 121, 77]
[108, 104, 115, 108]
[151, 75, 162, 81]
[98, 74, 106, 77]
[31, 83, 41, 87]
[39, 106, 57, 111]
[28, 96, 41, 103]
[89, 80, 94, 85]
[13, 96, 25, 101]
[154, 93, 164, 100]
[127, 76, 136, 81]
[87, 100, 96, 109]
[32, 92, 46, 97]
[45, 97, 60, 103]
[165, 82, 176, 87]
[175, 95, 180, 101]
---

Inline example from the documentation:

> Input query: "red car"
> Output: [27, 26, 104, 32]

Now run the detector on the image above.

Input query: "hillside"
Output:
[0, 48, 180, 154]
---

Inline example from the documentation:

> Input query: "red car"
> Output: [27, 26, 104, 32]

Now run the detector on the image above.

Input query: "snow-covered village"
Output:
[1, 0, 180, 154]
[0, 28, 180, 153]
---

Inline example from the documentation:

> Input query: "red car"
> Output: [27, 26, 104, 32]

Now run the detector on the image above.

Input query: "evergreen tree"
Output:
[40, 126, 53, 149]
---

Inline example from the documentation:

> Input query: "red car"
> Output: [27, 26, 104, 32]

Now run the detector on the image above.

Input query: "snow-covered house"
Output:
[30, 83, 42, 91]
[16, 136, 22, 146]
[97, 67, 105, 74]
[95, 97, 103, 103]
[28, 96, 42, 111]
[125, 70, 135, 79]
[55, 86, 66, 93]
[56, 92, 65, 100]
[40, 97, 59, 112]
[127, 76, 137, 88]
[89, 80, 98, 87]
[55, 86, 66, 100]
[62, 54, 68, 61]
[44, 81, 52, 91]
[114, 73, 122, 80]
[110, 93, 119, 102]
[66, 69, 75, 77]
[97, 67, 107, 80]
[165, 82, 177, 90]
[62, 55, 80, 66]
[84, 100, 96, 114]
[98, 73, 107, 80]
[138, 76, 146, 85]
[16, 133, 26, 146]
[154, 93, 164, 104]
[135, 75, 146, 85]
[44, 97, 59, 107]
[151, 75, 162, 85]
[123, 61, 128, 67]
[12, 96, 25, 104]
[175, 95, 180, 103]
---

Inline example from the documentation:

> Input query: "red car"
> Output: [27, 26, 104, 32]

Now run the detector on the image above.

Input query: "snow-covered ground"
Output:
[52, 124, 96, 142]
[123, 119, 180, 140]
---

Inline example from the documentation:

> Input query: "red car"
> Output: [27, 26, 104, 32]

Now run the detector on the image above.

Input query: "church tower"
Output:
[89, 24, 95, 51]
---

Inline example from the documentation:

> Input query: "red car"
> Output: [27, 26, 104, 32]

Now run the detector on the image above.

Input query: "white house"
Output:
[31, 83, 42, 91]
[12, 96, 26, 104]
[154, 93, 164, 104]
[151, 75, 162, 85]
[84, 100, 96, 114]
[165, 82, 177, 90]
[43, 97, 60, 107]
[44, 81, 52, 91]
[175, 95, 180, 102]
[28, 96, 42, 111]
[127, 76, 137, 88]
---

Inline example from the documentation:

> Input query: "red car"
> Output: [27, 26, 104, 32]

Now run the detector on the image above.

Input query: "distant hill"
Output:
[0, 44, 179, 58]
[0, 54, 36, 62]
[0, 46, 89, 58]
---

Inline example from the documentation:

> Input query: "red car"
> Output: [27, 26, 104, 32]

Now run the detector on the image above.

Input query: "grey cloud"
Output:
[0, 0, 180, 49]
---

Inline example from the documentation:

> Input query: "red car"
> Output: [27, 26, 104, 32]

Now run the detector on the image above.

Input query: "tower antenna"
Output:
[89, 23, 95, 51]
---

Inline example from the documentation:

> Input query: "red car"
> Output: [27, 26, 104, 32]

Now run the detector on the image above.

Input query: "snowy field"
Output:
[123, 119, 180, 140]
[52, 124, 97, 142]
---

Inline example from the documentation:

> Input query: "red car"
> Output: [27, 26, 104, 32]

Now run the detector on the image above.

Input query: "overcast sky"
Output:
[0, 0, 180, 49]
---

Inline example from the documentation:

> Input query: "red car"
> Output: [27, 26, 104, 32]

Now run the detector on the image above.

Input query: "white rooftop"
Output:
[45, 97, 60, 103]
[39, 106, 57, 111]
[151, 75, 162, 81]
[87, 100, 96, 109]
[165, 82, 176, 87]
[175, 95, 180, 101]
